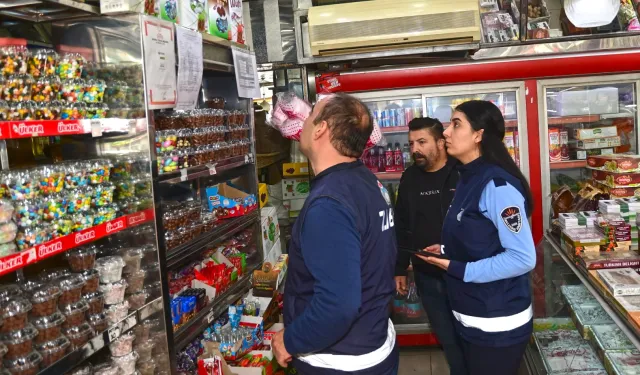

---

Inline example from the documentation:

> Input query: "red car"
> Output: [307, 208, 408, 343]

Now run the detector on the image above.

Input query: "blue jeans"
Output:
[414, 271, 468, 375]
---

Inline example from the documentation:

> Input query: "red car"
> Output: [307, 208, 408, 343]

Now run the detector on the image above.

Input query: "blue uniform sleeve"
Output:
[283, 197, 362, 355]
[447, 180, 536, 283]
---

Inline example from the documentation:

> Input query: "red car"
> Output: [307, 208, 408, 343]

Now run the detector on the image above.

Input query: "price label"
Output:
[107, 326, 121, 342]
[100, 0, 128, 13]
[206, 312, 215, 324]
[206, 164, 216, 175]
[180, 169, 187, 181]
[91, 120, 102, 137]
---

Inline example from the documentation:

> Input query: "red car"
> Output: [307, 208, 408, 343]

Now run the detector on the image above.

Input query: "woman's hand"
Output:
[417, 244, 450, 270]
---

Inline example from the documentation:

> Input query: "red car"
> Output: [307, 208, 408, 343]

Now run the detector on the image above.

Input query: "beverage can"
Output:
[381, 110, 388, 127]
[396, 109, 405, 127]
[373, 110, 381, 128]
[405, 108, 413, 125]
[388, 109, 396, 127]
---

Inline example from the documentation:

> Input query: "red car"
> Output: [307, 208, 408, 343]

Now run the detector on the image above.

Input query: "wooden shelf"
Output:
[548, 115, 601, 125]
[550, 160, 588, 170]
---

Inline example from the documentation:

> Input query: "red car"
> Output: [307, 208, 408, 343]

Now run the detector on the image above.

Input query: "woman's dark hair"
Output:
[454, 100, 534, 217]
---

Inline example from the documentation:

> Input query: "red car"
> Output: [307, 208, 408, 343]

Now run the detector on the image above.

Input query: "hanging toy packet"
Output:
[267, 91, 383, 150]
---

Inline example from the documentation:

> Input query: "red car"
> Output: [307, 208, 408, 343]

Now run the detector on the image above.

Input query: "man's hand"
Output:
[417, 254, 450, 271]
[424, 244, 441, 254]
[395, 276, 407, 295]
[272, 329, 293, 368]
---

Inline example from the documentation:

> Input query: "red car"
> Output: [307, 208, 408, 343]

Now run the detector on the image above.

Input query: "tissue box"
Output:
[282, 178, 310, 200]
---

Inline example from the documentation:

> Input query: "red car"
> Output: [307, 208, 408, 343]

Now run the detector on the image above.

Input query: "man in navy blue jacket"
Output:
[272, 93, 399, 374]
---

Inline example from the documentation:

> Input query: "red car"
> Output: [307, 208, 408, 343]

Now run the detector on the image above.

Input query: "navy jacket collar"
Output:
[312, 160, 363, 187]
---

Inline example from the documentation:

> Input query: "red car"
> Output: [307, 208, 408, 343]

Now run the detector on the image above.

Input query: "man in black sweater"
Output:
[394, 117, 466, 375]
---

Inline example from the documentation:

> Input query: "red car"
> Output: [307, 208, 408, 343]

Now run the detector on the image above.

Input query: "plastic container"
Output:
[0, 299, 31, 333]
[88, 313, 108, 333]
[35, 335, 70, 367]
[65, 245, 97, 272]
[30, 285, 61, 317]
[0, 221, 17, 244]
[3, 351, 42, 375]
[105, 301, 129, 325]
[57, 274, 86, 306]
[143, 282, 161, 301]
[38, 268, 70, 284]
[0, 243, 17, 257]
[63, 322, 92, 348]
[82, 291, 105, 315]
[124, 270, 146, 295]
[0, 325, 38, 359]
[60, 300, 89, 329]
[95, 256, 125, 284]
[134, 339, 154, 362]
[0, 200, 14, 224]
[0, 285, 22, 301]
[140, 244, 157, 263]
[17, 281, 40, 295]
[112, 351, 138, 375]
[31, 311, 65, 344]
[99, 280, 127, 305]
[0, 343, 7, 364]
[109, 331, 135, 357]
[79, 269, 100, 294]
[119, 248, 143, 274]
[126, 291, 148, 310]
[137, 358, 156, 375]
[93, 363, 119, 375]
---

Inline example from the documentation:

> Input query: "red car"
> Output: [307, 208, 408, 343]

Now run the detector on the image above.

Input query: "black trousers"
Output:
[460, 338, 528, 375]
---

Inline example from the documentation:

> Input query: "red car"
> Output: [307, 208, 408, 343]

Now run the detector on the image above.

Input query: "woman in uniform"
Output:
[419, 100, 536, 375]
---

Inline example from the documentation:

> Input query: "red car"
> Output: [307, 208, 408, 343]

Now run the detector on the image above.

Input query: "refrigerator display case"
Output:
[352, 81, 530, 338]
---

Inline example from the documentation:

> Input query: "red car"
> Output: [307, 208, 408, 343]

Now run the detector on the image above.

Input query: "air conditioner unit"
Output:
[307, 0, 481, 56]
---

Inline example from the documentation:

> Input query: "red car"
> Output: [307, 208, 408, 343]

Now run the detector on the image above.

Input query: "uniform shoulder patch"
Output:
[500, 206, 522, 233]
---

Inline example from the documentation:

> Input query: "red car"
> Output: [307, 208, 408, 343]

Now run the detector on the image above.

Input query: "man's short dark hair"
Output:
[408, 117, 445, 141]
[314, 93, 373, 158]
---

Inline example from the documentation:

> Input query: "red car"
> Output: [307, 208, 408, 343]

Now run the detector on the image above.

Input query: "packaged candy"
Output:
[86, 102, 108, 119]
[64, 163, 89, 190]
[111, 156, 137, 179]
[88, 312, 108, 333]
[33, 102, 57, 120]
[157, 153, 179, 174]
[114, 179, 135, 200]
[58, 274, 86, 306]
[93, 205, 116, 225]
[124, 269, 146, 294]
[105, 81, 128, 105]
[14, 199, 42, 228]
[66, 245, 98, 272]
[83, 291, 105, 315]
[99, 280, 127, 305]
[63, 322, 92, 348]
[83, 79, 106, 103]
[92, 182, 115, 207]
[32, 311, 65, 344]
[31, 76, 60, 102]
[51, 218, 73, 238]
[0, 100, 9, 120]
[0, 46, 29, 77]
[3, 351, 42, 375]
[60, 78, 84, 103]
[61, 300, 89, 330]
[109, 331, 135, 357]
[0, 324, 38, 360]
[7, 100, 34, 121]
[30, 285, 61, 318]
[156, 130, 177, 153]
[126, 86, 144, 107]
[61, 102, 85, 120]
[41, 193, 69, 221]
[28, 49, 58, 78]
[37, 165, 65, 195]
[67, 187, 91, 213]
[80, 268, 100, 294]
[132, 174, 151, 197]
[57, 53, 84, 80]
[95, 256, 125, 283]
[35, 335, 70, 367]
[112, 351, 138, 375]
[88, 159, 112, 185]
[6, 171, 40, 201]
[0, 298, 32, 333]
[38, 268, 70, 283]
[4, 74, 33, 102]
[0, 221, 17, 244]
[105, 301, 129, 325]
[0, 243, 17, 257]
[0, 199, 14, 224]
[71, 212, 93, 232]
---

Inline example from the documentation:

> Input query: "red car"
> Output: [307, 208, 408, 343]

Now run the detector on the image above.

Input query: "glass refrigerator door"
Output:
[424, 89, 524, 171]
[541, 77, 639, 230]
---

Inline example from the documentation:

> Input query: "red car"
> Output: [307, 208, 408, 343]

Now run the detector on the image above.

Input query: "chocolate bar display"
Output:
[597, 269, 640, 296]
[541, 345, 605, 374]
[570, 303, 614, 339]
[604, 350, 640, 375]
[588, 324, 635, 363]
[561, 285, 597, 306]
[579, 252, 640, 270]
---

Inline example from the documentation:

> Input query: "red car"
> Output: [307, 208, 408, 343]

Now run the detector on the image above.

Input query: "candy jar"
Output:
[48, 100, 62, 120]
[71, 212, 93, 232]
[0, 100, 8, 120]
[52, 218, 73, 238]
[111, 156, 135, 179]
[105, 81, 128, 105]
[7, 100, 34, 121]
[33, 102, 56, 120]
[15, 224, 51, 249]
[92, 182, 115, 207]
[86, 103, 108, 119]
[60, 78, 84, 103]
[0, 221, 17, 244]
[83, 79, 106, 103]
[114, 179, 134, 200]
[57, 53, 85, 79]
[133, 174, 151, 197]
[7, 171, 40, 201]
[28, 49, 58, 78]
[41, 193, 68, 221]
[64, 162, 88, 189]
[67, 186, 92, 213]
[88, 159, 112, 184]
[93, 205, 116, 225]
[31, 76, 60, 102]
[36, 165, 65, 195]
[0, 46, 29, 77]
[4, 74, 33, 102]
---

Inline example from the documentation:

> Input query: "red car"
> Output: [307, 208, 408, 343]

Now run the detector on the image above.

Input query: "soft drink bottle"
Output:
[394, 143, 404, 171]
[385, 143, 395, 172]
[367, 147, 376, 171]
[405, 282, 423, 319]
[403, 143, 411, 168]
[378, 146, 385, 172]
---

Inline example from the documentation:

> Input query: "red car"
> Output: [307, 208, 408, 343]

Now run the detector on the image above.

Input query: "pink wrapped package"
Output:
[268, 92, 383, 149]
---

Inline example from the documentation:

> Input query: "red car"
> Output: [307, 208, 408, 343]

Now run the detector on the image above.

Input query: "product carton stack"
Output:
[588, 154, 640, 198]
[596, 269, 640, 332]
[597, 199, 640, 251]
[559, 212, 604, 258]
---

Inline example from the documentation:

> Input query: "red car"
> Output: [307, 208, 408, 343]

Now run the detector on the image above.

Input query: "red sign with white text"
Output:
[0, 120, 88, 139]
[0, 209, 155, 276]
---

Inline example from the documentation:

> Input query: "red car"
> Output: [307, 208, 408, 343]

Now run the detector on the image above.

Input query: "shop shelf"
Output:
[545, 234, 640, 349]
[548, 115, 601, 125]
[0, 118, 145, 139]
[165, 209, 260, 268]
[380, 126, 409, 134]
[550, 160, 587, 170]
[376, 171, 403, 180]
[158, 154, 255, 183]
[173, 265, 261, 350]
[0, 208, 154, 278]
[38, 297, 163, 375]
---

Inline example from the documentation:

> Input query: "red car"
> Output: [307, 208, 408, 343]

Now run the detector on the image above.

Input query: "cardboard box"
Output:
[206, 183, 258, 218]
[258, 183, 268, 208]
[253, 254, 288, 297]
[574, 126, 618, 140]
[282, 178, 310, 200]
[592, 170, 640, 188]
[283, 162, 310, 177]
[198, 342, 234, 375]
[588, 154, 640, 173]
[229, 351, 274, 375]
[597, 269, 640, 296]
[265, 239, 282, 265]
[576, 137, 622, 150]
[260, 206, 279, 259]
